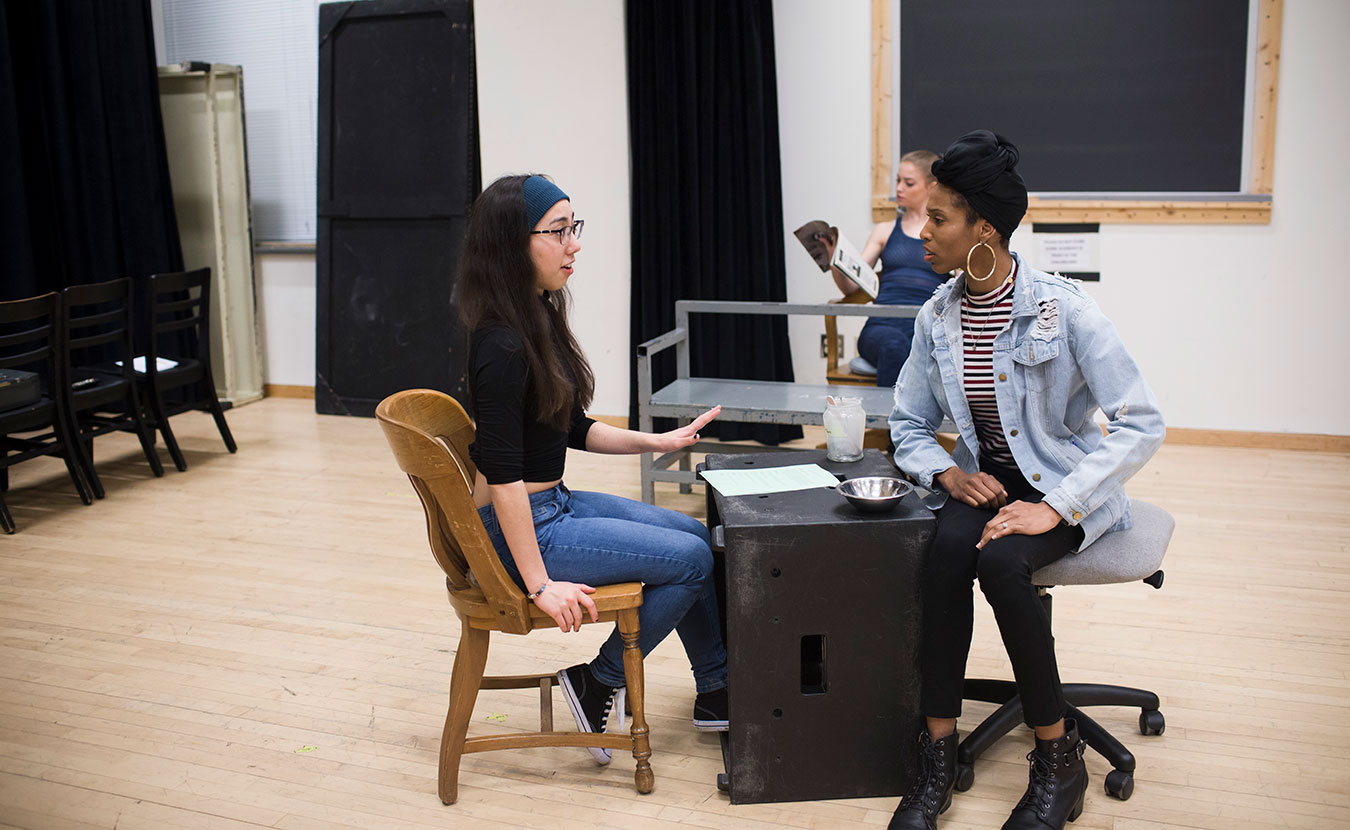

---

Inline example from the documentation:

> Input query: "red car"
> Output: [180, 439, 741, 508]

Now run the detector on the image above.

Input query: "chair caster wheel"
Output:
[1139, 709, 1165, 736]
[1104, 769, 1134, 801]
[954, 762, 974, 792]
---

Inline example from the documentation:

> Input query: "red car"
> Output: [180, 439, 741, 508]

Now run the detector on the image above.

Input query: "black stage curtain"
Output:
[626, 0, 800, 444]
[0, 0, 182, 302]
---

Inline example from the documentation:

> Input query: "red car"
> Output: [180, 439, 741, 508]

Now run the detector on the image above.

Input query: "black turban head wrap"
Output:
[931, 130, 1028, 239]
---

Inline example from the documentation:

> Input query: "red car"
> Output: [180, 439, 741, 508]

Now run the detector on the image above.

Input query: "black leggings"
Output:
[920, 461, 1084, 727]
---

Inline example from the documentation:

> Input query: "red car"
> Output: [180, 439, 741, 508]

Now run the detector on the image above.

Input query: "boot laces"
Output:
[899, 734, 948, 813]
[1015, 748, 1057, 817]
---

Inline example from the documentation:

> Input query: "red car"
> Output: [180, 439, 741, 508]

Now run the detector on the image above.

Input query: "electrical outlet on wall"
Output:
[819, 334, 844, 359]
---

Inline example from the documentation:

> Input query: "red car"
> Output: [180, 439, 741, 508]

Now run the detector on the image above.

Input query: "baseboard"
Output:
[1163, 427, 1349, 453]
[264, 384, 316, 400]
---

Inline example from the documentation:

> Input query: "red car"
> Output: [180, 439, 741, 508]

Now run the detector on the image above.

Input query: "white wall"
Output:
[774, 0, 875, 385]
[472, 0, 632, 416]
[254, 0, 1350, 435]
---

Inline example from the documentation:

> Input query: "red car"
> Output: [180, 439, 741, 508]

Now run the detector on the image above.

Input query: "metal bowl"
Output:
[836, 476, 913, 513]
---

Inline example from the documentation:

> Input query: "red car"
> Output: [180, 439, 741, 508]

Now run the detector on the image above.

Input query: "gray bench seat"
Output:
[635, 300, 940, 504]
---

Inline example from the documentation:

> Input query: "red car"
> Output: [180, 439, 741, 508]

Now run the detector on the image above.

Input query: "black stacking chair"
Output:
[137, 268, 236, 471]
[0, 292, 93, 533]
[62, 278, 164, 498]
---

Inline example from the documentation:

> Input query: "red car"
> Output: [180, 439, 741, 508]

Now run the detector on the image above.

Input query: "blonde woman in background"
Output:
[830, 150, 941, 388]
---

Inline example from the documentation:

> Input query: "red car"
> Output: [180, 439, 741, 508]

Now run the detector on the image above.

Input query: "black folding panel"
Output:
[316, 0, 478, 416]
[704, 449, 934, 804]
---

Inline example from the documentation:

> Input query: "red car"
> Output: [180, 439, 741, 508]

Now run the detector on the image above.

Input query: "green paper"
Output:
[700, 463, 841, 497]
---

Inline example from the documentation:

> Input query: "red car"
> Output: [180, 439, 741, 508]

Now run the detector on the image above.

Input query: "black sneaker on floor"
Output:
[557, 663, 617, 765]
[693, 686, 729, 731]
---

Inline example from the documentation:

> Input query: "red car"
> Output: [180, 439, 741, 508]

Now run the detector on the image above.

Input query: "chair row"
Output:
[0, 269, 236, 533]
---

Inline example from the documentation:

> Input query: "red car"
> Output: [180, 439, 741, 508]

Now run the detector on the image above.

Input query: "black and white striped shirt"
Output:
[961, 268, 1017, 468]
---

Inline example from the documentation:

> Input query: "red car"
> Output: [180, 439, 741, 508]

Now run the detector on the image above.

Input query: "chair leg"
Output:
[69, 420, 105, 501]
[148, 389, 187, 472]
[129, 402, 165, 477]
[617, 607, 654, 794]
[956, 694, 1027, 769]
[54, 414, 94, 505]
[1067, 705, 1136, 774]
[439, 622, 489, 805]
[202, 381, 237, 453]
[0, 491, 13, 533]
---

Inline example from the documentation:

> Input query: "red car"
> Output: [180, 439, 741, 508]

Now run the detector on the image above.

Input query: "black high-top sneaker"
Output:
[1001, 718, 1088, 829]
[557, 663, 617, 765]
[888, 730, 959, 830]
[692, 686, 728, 731]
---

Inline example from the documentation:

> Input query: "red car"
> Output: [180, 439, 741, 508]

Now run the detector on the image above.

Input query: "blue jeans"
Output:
[858, 317, 916, 389]
[477, 484, 728, 692]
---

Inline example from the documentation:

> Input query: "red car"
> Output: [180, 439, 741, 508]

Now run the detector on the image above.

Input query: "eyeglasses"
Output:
[530, 219, 584, 245]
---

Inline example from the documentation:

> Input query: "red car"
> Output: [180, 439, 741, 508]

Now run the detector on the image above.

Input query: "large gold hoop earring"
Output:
[965, 241, 997, 281]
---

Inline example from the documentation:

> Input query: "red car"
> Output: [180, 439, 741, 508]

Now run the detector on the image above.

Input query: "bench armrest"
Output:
[636, 326, 687, 357]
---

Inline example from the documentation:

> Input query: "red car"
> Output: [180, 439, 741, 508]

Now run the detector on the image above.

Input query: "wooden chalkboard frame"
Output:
[870, 0, 1282, 225]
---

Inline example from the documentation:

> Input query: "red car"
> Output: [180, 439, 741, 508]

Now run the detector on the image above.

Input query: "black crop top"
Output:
[467, 326, 595, 485]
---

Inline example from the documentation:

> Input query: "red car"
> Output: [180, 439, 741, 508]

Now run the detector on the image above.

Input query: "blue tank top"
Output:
[875, 218, 943, 306]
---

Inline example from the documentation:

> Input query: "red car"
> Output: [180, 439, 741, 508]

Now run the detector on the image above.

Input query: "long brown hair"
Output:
[457, 174, 594, 429]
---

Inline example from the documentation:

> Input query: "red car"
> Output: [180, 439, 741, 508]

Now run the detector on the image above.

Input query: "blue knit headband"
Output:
[523, 175, 570, 230]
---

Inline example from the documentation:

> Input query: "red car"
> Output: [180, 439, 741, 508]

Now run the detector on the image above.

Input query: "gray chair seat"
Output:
[1033, 500, 1174, 586]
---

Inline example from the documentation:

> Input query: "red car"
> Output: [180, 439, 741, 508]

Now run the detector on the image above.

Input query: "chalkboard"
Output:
[899, 0, 1251, 193]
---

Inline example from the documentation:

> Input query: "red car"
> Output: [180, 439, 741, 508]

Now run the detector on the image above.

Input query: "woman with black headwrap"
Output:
[885, 131, 1165, 830]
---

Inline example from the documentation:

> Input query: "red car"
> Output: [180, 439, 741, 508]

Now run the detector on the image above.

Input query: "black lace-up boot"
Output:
[1002, 718, 1088, 829]
[888, 730, 959, 830]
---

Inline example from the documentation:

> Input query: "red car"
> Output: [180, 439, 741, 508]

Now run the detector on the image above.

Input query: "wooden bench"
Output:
[635, 300, 932, 504]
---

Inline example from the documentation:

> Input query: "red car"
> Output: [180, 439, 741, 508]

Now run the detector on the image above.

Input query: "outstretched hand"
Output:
[648, 406, 721, 453]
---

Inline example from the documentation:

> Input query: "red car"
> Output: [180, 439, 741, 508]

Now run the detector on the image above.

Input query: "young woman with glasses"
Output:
[457, 174, 729, 767]
[885, 133, 1165, 830]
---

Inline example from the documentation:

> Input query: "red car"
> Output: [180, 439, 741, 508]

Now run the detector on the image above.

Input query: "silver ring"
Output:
[1002, 521, 1008, 530]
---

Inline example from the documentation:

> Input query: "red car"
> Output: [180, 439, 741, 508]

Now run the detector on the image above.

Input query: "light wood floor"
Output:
[1, 398, 1348, 829]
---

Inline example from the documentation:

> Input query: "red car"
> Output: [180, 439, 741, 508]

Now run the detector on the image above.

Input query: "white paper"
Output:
[700, 463, 842, 498]
[830, 234, 880, 299]
[114, 356, 179, 372]
[1034, 232, 1099, 273]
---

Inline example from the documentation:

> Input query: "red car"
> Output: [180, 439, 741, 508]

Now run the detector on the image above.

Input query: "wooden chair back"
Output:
[375, 388, 533, 634]
[825, 289, 874, 386]
[147, 267, 212, 375]
[0, 292, 61, 377]
[63, 278, 136, 384]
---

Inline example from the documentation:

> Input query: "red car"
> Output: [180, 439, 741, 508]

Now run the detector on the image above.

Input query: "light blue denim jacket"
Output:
[888, 252, 1165, 549]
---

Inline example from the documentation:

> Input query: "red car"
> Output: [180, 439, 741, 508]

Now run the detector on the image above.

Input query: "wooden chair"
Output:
[824, 289, 875, 386]
[375, 389, 654, 805]
[135, 268, 236, 471]
[0, 292, 93, 532]
[62, 278, 164, 497]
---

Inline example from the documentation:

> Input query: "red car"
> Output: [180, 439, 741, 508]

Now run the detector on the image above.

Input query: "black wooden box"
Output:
[703, 449, 935, 804]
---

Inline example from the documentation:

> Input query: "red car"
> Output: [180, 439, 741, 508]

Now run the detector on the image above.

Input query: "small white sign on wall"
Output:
[1031, 224, 1101, 281]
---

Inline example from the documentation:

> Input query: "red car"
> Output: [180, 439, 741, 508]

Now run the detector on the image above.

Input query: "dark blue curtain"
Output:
[0, 0, 182, 301]
[626, 0, 799, 444]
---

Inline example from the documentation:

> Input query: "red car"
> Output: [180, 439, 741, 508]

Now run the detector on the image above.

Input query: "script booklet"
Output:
[793, 220, 879, 299]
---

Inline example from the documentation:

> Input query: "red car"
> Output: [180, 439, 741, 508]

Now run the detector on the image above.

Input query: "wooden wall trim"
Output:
[871, 0, 894, 208]
[1251, 0, 1283, 194]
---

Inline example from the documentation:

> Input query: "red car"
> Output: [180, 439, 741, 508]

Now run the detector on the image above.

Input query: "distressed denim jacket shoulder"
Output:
[888, 252, 1165, 549]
